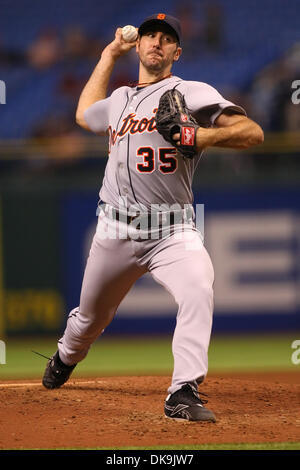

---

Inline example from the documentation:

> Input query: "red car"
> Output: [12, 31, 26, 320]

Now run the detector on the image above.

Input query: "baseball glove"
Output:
[155, 88, 199, 159]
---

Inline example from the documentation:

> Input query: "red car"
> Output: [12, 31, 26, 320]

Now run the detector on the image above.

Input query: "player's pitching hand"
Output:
[104, 28, 137, 60]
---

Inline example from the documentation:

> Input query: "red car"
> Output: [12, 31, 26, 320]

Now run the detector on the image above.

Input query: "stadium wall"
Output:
[1, 184, 299, 336]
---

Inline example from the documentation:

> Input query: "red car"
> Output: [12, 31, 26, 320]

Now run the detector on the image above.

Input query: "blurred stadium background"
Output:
[0, 0, 300, 378]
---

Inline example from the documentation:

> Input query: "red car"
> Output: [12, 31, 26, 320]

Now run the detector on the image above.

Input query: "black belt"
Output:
[101, 206, 192, 227]
[114, 209, 177, 226]
[99, 203, 194, 227]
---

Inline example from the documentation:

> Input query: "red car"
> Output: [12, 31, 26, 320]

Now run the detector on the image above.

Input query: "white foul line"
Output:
[0, 380, 105, 389]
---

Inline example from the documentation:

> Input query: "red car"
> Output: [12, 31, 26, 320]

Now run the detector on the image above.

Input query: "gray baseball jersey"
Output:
[84, 76, 245, 210]
[58, 76, 245, 395]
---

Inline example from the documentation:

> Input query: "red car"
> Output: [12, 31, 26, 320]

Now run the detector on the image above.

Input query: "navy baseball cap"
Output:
[138, 13, 182, 44]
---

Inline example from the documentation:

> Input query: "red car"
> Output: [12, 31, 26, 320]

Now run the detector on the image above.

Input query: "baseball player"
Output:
[42, 14, 264, 422]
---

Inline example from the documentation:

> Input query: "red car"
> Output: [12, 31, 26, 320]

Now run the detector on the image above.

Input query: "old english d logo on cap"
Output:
[138, 14, 182, 43]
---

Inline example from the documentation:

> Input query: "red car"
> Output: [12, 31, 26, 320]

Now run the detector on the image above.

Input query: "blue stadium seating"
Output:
[0, 0, 299, 138]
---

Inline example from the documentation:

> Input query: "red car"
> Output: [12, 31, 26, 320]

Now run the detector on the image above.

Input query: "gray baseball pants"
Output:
[58, 209, 214, 394]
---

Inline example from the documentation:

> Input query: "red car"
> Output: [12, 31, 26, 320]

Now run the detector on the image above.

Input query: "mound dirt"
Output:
[0, 372, 299, 449]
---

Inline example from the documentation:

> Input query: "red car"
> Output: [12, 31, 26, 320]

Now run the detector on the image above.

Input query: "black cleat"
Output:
[164, 383, 216, 422]
[42, 351, 76, 389]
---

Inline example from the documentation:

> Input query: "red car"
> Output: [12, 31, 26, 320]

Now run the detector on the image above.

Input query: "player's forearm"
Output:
[196, 118, 264, 150]
[76, 28, 137, 130]
[75, 53, 117, 128]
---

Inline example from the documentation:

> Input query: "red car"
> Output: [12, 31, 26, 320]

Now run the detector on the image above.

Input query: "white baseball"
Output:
[122, 25, 138, 43]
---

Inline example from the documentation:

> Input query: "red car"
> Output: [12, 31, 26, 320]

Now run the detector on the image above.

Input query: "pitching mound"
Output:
[0, 372, 299, 449]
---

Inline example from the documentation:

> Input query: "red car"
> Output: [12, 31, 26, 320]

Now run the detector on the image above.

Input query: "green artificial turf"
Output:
[0, 332, 299, 379]
[19, 442, 300, 450]
[93, 441, 300, 450]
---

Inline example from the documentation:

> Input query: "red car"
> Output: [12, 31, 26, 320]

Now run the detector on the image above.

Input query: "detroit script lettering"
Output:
[108, 108, 158, 152]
